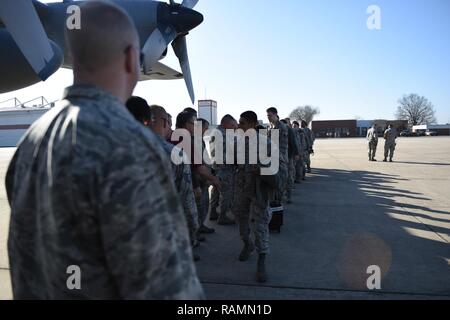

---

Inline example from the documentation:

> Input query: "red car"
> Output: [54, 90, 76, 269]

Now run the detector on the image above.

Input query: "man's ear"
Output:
[124, 46, 138, 74]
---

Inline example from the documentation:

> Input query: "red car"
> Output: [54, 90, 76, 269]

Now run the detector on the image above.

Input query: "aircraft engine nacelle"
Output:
[0, 28, 63, 94]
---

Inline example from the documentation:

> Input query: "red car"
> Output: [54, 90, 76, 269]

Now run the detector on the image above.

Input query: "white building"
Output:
[198, 100, 217, 126]
[412, 124, 450, 135]
[0, 97, 53, 147]
[356, 120, 373, 137]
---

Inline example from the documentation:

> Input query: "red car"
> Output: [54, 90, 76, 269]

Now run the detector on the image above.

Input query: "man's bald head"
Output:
[65, 1, 141, 102]
[66, 1, 139, 73]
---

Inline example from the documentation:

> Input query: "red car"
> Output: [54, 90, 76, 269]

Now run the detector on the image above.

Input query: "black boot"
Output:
[217, 215, 235, 225]
[256, 254, 267, 283]
[196, 233, 206, 242]
[239, 241, 255, 261]
[198, 225, 215, 234]
[209, 208, 218, 221]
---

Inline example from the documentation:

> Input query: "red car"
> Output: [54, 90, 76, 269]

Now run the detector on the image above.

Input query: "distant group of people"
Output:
[4, 1, 315, 300]
[366, 123, 398, 162]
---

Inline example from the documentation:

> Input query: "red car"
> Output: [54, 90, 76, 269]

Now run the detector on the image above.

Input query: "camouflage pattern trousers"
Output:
[286, 157, 296, 201]
[233, 170, 270, 254]
[305, 152, 311, 169]
[275, 163, 288, 203]
[384, 142, 396, 160]
[295, 156, 305, 181]
[210, 168, 235, 219]
[368, 141, 378, 160]
[196, 185, 210, 226]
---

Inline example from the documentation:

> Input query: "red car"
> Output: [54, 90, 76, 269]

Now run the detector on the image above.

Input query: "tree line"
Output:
[288, 93, 437, 127]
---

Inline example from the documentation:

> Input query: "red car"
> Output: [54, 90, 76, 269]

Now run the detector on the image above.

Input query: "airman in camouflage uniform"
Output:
[5, 2, 204, 300]
[7, 85, 204, 299]
[301, 121, 314, 173]
[171, 147, 201, 242]
[196, 118, 215, 234]
[384, 124, 398, 162]
[267, 108, 289, 203]
[173, 113, 222, 241]
[293, 121, 306, 182]
[209, 115, 237, 225]
[282, 118, 300, 203]
[366, 124, 378, 161]
[150, 105, 199, 243]
[126, 102, 199, 245]
[233, 111, 278, 283]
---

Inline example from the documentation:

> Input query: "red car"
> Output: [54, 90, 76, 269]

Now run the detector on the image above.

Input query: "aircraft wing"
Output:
[140, 62, 184, 81]
[0, 0, 62, 81]
[63, 62, 184, 81]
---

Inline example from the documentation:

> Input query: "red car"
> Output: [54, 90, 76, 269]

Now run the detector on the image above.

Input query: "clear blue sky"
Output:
[1, 0, 449, 123]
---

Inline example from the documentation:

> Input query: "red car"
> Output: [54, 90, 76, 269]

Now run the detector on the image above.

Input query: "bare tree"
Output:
[289, 105, 320, 125]
[396, 94, 436, 126]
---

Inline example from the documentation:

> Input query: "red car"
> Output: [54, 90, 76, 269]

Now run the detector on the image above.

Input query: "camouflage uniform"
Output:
[303, 127, 314, 170]
[209, 183, 220, 220]
[286, 126, 300, 201]
[158, 136, 199, 242]
[5, 85, 204, 299]
[197, 185, 210, 226]
[294, 128, 307, 181]
[268, 120, 289, 203]
[195, 140, 210, 227]
[233, 133, 278, 255]
[384, 127, 398, 160]
[209, 126, 235, 221]
[366, 127, 378, 160]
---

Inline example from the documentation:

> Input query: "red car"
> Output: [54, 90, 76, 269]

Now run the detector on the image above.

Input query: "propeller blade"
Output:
[169, 0, 176, 6]
[181, 0, 199, 9]
[142, 25, 177, 74]
[0, 0, 60, 80]
[172, 36, 195, 104]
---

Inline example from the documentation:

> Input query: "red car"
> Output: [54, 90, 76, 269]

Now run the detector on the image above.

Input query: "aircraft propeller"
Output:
[142, 0, 203, 104]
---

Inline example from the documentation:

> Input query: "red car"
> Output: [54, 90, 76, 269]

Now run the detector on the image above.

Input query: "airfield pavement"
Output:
[0, 137, 449, 300]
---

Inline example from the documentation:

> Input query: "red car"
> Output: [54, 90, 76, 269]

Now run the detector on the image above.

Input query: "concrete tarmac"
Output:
[1, 137, 449, 300]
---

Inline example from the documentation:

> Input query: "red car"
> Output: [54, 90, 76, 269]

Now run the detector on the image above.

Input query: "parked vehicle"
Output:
[425, 130, 438, 136]
[415, 130, 426, 136]
[400, 130, 412, 137]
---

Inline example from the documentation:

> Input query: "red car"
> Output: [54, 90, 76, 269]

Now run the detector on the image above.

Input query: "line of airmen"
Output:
[5, 1, 317, 299]
[206, 108, 315, 284]
[123, 102, 316, 284]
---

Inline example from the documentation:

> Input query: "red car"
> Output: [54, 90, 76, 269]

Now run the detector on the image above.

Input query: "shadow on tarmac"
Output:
[196, 167, 450, 299]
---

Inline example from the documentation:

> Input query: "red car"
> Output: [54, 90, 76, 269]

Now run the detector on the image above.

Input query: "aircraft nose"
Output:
[160, 4, 204, 35]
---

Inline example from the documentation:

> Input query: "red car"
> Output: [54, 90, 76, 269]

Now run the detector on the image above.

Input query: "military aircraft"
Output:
[0, 0, 203, 103]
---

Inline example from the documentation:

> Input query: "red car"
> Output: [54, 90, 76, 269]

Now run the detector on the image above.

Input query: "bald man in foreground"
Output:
[6, 1, 204, 299]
